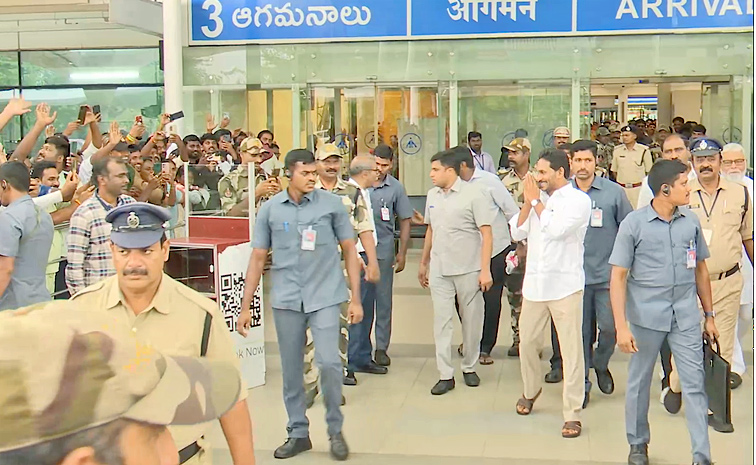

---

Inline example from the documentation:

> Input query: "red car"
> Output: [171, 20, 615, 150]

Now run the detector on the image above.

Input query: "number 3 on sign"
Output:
[202, 0, 223, 38]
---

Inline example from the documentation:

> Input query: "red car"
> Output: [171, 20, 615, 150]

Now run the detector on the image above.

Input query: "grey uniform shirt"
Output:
[609, 205, 710, 332]
[425, 177, 495, 277]
[571, 176, 634, 286]
[369, 175, 413, 261]
[468, 168, 519, 257]
[0, 195, 54, 310]
[252, 188, 355, 313]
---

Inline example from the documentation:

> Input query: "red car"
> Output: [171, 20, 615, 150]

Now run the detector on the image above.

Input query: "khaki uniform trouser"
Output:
[623, 186, 641, 210]
[520, 291, 585, 422]
[670, 271, 743, 393]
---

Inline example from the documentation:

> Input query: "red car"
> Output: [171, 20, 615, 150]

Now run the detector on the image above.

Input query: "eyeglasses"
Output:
[722, 159, 746, 167]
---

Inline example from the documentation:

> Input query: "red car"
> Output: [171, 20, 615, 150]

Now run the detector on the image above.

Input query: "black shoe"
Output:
[329, 433, 349, 461]
[352, 361, 388, 375]
[274, 437, 312, 459]
[343, 371, 357, 386]
[375, 350, 391, 366]
[463, 372, 480, 387]
[507, 344, 520, 357]
[305, 386, 319, 409]
[431, 378, 455, 395]
[582, 391, 590, 409]
[708, 413, 734, 433]
[628, 444, 649, 465]
[545, 368, 563, 383]
[341, 395, 346, 406]
[596, 369, 615, 395]
[692, 460, 712, 465]
[663, 389, 682, 414]
[730, 372, 743, 390]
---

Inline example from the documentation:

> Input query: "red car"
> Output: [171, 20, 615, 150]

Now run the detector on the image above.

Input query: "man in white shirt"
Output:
[510, 148, 592, 439]
[455, 146, 519, 364]
[721, 142, 754, 390]
[637, 134, 696, 209]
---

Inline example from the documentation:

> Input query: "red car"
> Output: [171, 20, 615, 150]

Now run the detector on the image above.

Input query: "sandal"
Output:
[515, 388, 542, 415]
[457, 343, 464, 357]
[562, 421, 582, 438]
[479, 353, 494, 365]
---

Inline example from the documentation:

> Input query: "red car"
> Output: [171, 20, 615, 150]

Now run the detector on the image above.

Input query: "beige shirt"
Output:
[688, 177, 753, 275]
[611, 143, 652, 185]
[424, 177, 495, 276]
[70, 273, 246, 450]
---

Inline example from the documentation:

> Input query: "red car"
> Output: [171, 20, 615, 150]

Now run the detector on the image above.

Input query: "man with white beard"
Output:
[721, 143, 753, 390]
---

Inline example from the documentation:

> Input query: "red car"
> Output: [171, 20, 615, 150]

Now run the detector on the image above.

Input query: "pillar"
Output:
[163, 0, 184, 134]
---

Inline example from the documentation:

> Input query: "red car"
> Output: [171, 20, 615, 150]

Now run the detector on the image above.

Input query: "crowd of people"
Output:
[0, 93, 752, 465]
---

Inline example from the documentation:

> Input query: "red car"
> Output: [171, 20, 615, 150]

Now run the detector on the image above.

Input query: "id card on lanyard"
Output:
[590, 201, 603, 228]
[686, 240, 696, 269]
[380, 199, 390, 222]
[301, 226, 316, 251]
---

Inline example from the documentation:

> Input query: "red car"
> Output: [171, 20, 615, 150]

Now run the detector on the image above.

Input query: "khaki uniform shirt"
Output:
[501, 167, 535, 207]
[70, 274, 247, 450]
[687, 177, 753, 275]
[611, 143, 652, 186]
[219, 168, 270, 215]
[315, 177, 373, 237]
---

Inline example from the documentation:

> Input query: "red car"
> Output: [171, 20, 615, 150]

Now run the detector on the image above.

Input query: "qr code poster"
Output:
[218, 242, 266, 388]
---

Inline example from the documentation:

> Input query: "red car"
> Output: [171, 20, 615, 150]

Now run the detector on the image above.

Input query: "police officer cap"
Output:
[620, 125, 636, 133]
[105, 202, 171, 249]
[689, 137, 723, 157]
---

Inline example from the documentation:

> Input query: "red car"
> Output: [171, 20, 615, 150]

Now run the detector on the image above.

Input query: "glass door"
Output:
[701, 80, 735, 144]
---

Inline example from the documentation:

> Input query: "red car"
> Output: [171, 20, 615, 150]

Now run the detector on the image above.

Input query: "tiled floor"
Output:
[206, 350, 753, 464]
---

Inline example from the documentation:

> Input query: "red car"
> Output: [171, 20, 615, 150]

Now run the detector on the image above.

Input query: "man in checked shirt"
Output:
[66, 157, 135, 295]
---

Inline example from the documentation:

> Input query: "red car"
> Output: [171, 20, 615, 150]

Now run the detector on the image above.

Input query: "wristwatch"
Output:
[704, 311, 716, 319]
[530, 199, 541, 207]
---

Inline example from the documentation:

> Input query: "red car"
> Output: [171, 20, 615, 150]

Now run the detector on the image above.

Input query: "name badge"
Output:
[301, 226, 316, 251]
[686, 240, 696, 269]
[381, 206, 390, 222]
[590, 208, 603, 228]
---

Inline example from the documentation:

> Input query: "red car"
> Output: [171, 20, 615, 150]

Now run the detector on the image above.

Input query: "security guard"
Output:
[312, 142, 379, 391]
[553, 126, 571, 147]
[70, 202, 256, 465]
[237, 149, 363, 461]
[595, 127, 615, 171]
[218, 137, 281, 216]
[609, 159, 718, 465]
[0, 301, 242, 465]
[664, 138, 754, 429]
[611, 125, 652, 208]
[500, 137, 533, 356]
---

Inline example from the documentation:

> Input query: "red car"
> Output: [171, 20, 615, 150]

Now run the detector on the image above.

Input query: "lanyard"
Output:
[95, 192, 119, 212]
[471, 149, 485, 170]
[697, 189, 721, 219]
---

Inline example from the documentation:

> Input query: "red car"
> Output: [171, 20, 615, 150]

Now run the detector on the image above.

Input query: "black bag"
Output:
[704, 337, 732, 430]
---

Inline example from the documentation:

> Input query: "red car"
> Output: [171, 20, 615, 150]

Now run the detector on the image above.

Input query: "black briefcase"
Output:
[704, 337, 733, 432]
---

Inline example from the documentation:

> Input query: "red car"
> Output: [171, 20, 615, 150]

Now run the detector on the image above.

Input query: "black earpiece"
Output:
[662, 185, 671, 196]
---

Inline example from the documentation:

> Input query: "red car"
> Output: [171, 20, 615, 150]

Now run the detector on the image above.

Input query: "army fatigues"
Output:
[71, 274, 246, 465]
[597, 143, 615, 171]
[611, 143, 652, 209]
[303, 177, 373, 402]
[218, 167, 271, 216]
[501, 167, 534, 347]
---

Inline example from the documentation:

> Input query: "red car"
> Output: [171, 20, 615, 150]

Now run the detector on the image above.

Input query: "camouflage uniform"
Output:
[218, 168, 270, 216]
[500, 167, 534, 347]
[304, 176, 373, 404]
[597, 142, 615, 171]
[595, 166, 609, 178]
[649, 141, 662, 162]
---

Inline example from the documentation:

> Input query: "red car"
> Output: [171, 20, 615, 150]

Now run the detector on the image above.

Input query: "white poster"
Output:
[217, 242, 266, 389]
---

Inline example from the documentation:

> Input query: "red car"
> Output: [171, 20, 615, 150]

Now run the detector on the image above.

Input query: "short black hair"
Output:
[691, 124, 707, 134]
[183, 134, 201, 145]
[672, 116, 685, 124]
[451, 145, 474, 169]
[258, 129, 274, 140]
[570, 140, 598, 159]
[430, 150, 462, 175]
[44, 136, 70, 159]
[661, 134, 688, 151]
[467, 131, 482, 142]
[215, 128, 232, 139]
[557, 142, 572, 152]
[374, 144, 394, 161]
[514, 128, 528, 138]
[270, 143, 280, 150]
[31, 160, 58, 179]
[92, 157, 126, 185]
[538, 148, 570, 178]
[648, 159, 687, 196]
[284, 149, 315, 172]
[200, 133, 217, 143]
[0, 161, 31, 191]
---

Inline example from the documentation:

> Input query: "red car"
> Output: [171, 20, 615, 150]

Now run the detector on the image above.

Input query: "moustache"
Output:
[699, 167, 713, 173]
[123, 267, 149, 276]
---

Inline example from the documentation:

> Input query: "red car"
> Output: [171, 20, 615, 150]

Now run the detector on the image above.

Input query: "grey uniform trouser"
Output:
[273, 304, 344, 438]
[429, 269, 485, 379]
[626, 319, 710, 463]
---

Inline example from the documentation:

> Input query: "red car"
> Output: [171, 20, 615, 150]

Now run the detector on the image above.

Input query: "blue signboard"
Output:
[190, 0, 408, 42]
[578, 0, 754, 32]
[411, 0, 572, 36]
[189, 0, 753, 44]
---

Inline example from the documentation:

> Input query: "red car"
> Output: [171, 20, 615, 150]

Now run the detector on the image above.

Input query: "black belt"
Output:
[179, 442, 201, 464]
[713, 264, 740, 281]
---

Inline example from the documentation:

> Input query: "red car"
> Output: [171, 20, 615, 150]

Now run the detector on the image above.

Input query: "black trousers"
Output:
[455, 249, 507, 354]
[54, 260, 70, 300]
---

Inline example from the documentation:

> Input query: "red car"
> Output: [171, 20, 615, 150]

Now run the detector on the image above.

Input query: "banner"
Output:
[189, 0, 754, 43]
